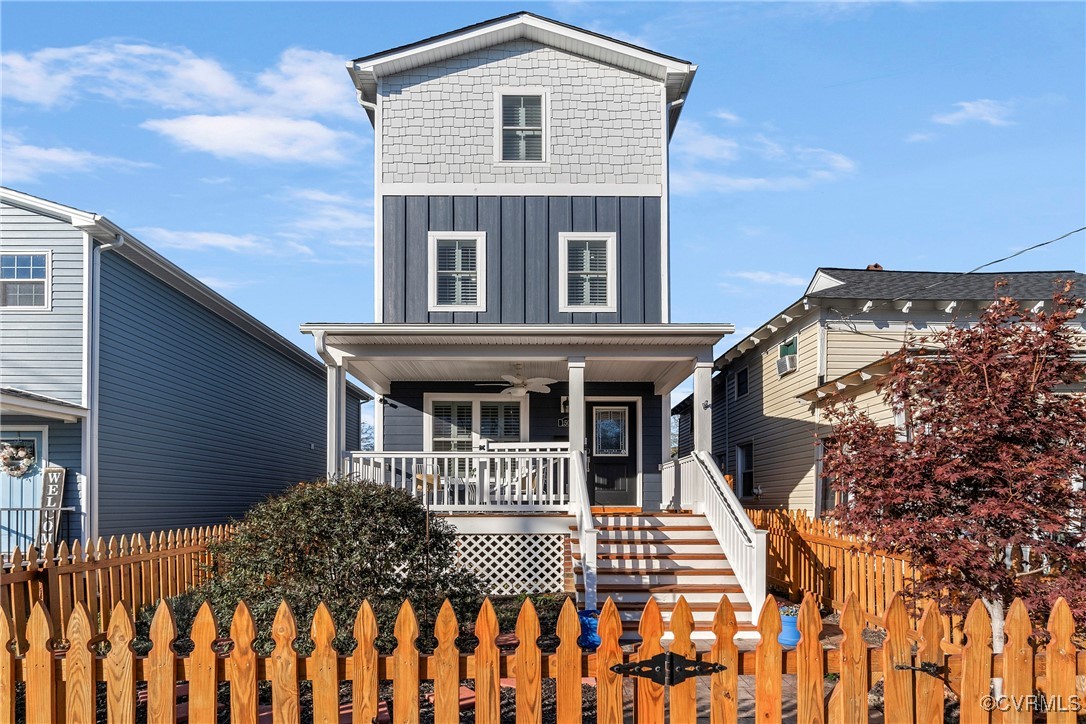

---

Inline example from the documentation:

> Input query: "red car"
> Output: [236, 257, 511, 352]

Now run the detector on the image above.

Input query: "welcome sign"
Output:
[36, 467, 66, 549]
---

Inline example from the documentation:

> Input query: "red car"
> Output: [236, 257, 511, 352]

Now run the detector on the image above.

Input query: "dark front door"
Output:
[586, 401, 638, 506]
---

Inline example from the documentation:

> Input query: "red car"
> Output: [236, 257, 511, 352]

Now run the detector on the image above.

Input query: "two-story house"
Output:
[302, 12, 767, 632]
[0, 187, 369, 555]
[675, 266, 1086, 515]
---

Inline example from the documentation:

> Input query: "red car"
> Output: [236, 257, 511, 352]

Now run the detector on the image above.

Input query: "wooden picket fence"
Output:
[748, 509, 924, 624]
[0, 525, 228, 652]
[4, 590, 1085, 723]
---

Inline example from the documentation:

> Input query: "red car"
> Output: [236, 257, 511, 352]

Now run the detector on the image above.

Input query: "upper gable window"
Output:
[559, 232, 616, 313]
[428, 232, 487, 312]
[497, 88, 547, 163]
[0, 253, 50, 310]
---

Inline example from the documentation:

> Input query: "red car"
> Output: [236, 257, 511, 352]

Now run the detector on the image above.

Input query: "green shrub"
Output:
[203, 480, 483, 652]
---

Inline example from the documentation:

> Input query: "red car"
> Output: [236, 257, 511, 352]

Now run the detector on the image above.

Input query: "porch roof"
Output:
[0, 387, 88, 423]
[300, 324, 732, 395]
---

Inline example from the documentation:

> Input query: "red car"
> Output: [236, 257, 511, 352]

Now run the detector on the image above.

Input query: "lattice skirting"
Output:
[454, 534, 567, 596]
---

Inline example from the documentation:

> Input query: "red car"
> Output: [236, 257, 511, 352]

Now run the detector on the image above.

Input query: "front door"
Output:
[586, 401, 638, 506]
[0, 429, 45, 554]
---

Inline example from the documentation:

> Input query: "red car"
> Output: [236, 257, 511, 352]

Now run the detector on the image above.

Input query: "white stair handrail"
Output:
[690, 450, 767, 618]
[569, 450, 597, 610]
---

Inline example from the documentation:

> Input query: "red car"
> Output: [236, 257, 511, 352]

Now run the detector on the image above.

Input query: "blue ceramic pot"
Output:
[577, 609, 601, 650]
[778, 614, 801, 647]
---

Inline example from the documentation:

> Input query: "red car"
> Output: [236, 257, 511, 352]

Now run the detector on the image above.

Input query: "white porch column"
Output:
[326, 364, 346, 476]
[567, 357, 586, 454]
[693, 360, 714, 453]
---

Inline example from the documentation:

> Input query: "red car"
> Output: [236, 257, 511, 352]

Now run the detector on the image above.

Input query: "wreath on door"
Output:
[0, 442, 36, 478]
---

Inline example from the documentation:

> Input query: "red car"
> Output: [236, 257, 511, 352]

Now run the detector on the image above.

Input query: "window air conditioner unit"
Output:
[777, 354, 798, 376]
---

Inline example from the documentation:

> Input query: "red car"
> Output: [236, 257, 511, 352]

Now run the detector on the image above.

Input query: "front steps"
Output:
[571, 512, 757, 640]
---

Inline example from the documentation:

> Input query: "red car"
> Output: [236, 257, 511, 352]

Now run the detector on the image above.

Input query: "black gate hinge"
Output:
[611, 652, 727, 686]
[894, 661, 944, 677]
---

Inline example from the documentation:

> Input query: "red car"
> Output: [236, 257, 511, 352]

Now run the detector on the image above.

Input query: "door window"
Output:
[593, 407, 628, 457]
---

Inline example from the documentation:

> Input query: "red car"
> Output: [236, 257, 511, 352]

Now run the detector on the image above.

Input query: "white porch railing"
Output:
[663, 451, 767, 618]
[349, 451, 571, 511]
[568, 450, 597, 610]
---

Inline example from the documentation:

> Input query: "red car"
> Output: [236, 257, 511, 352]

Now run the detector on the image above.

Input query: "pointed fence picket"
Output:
[1, 525, 229, 651]
[2, 591, 1084, 723]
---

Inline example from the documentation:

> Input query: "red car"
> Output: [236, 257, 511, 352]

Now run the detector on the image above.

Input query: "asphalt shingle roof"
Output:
[807, 268, 1086, 301]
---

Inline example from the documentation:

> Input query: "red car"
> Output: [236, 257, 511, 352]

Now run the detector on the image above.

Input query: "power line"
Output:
[829, 226, 1086, 325]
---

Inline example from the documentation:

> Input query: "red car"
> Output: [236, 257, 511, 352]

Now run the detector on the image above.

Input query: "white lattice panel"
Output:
[455, 534, 566, 595]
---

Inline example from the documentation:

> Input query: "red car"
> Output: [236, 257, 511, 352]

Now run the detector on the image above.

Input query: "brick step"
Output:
[572, 536, 721, 545]
[579, 564, 739, 576]
[580, 583, 743, 594]
[576, 552, 727, 561]
[612, 599, 753, 613]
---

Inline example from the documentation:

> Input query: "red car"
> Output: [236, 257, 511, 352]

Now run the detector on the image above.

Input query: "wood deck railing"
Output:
[5, 592, 1084, 723]
[0, 525, 228, 652]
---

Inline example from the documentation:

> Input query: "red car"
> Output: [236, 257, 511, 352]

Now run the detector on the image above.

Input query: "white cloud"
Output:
[257, 48, 358, 118]
[141, 114, 356, 164]
[135, 227, 266, 252]
[712, 109, 743, 124]
[671, 121, 740, 162]
[905, 132, 936, 143]
[724, 271, 808, 286]
[932, 99, 1014, 126]
[279, 187, 373, 249]
[1, 132, 150, 184]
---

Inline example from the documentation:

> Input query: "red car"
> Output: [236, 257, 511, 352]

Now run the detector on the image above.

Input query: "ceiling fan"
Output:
[477, 365, 558, 396]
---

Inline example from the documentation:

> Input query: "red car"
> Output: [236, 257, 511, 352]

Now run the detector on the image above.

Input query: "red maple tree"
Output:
[822, 282, 1086, 634]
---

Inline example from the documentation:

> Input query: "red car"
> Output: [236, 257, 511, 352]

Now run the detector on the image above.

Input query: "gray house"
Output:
[303, 13, 766, 634]
[0, 187, 368, 553]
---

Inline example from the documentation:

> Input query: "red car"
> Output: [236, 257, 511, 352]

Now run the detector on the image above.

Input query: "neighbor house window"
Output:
[734, 367, 749, 399]
[428, 232, 486, 312]
[559, 232, 617, 312]
[0, 253, 49, 309]
[593, 408, 628, 457]
[817, 438, 842, 515]
[779, 336, 798, 358]
[736, 442, 754, 497]
[498, 91, 546, 162]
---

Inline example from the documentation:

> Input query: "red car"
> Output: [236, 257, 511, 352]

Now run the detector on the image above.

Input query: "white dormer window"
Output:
[559, 232, 617, 313]
[496, 88, 548, 163]
[428, 232, 487, 312]
[0, 252, 50, 310]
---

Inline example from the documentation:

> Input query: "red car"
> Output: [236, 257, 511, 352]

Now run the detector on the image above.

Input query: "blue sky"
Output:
[3, 1, 1084, 408]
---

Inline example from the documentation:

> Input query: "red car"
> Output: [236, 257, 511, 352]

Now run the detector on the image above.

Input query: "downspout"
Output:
[88, 231, 126, 542]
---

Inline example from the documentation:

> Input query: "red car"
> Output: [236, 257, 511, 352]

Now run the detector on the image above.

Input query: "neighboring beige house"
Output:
[675, 266, 1086, 514]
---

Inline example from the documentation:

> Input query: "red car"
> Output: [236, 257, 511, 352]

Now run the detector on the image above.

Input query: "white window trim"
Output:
[558, 232, 617, 313]
[493, 86, 550, 167]
[0, 250, 52, 312]
[427, 231, 487, 312]
[422, 393, 529, 452]
[592, 406, 629, 457]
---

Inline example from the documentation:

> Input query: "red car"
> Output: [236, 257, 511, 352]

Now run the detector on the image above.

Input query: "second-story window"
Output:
[559, 232, 617, 313]
[428, 231, 487, 312]
[0, 253, 49, 310]
[498, 90, 546, 162]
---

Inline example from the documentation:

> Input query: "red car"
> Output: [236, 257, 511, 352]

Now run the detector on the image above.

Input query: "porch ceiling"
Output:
[301, 324, 733, 396]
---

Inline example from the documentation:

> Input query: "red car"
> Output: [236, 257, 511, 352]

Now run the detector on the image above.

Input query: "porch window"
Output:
[736, 442, 754, 497]
[593, 407, 628, 457]
[480, 401, 520, 442]
[431, 402, 474, 453]
[499, 93, 545, 162]
[0, 253, 49, 309]
[428, 232, 486, 311]
[559, 232, 617, 312]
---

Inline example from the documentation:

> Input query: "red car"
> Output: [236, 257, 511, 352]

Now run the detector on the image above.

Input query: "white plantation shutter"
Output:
[431, 401, 473, 452]
[480, 402, 520, 442]
[501, 95, 543, 161]
[566, 239, 610, 307]
[435, 239, 478, 306]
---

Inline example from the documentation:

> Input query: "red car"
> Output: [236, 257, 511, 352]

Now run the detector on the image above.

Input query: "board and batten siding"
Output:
[382, 195, 661, 324]
[1, 414, 84, 542]
[380, 39, 664, 187]
[95, 252, 362, 536]
[0, 202, 85, 404]
[382, 380, 665, 509]
[717, 314, 822, 511]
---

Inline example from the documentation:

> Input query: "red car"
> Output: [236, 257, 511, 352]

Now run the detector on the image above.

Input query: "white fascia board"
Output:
[0, 394, 88, 423]
[718, 300, 809, 367]
[301, 322, 734, 340]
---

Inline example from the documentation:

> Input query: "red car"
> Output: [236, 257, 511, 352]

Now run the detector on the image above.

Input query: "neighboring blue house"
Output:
[303, 13, 766, 634]
[0, 187, 369, 553]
